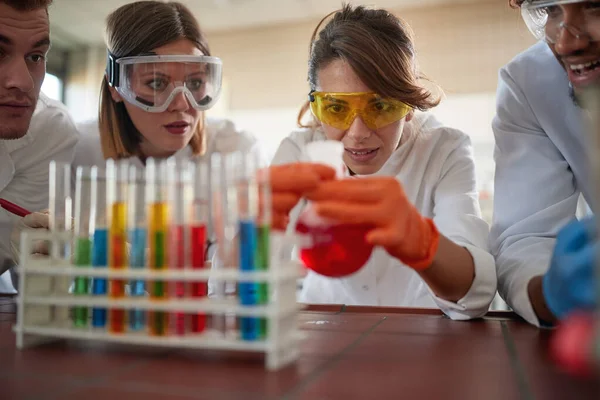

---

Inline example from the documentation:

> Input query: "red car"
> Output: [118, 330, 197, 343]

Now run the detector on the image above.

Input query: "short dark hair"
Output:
[0, 0, 53, 11]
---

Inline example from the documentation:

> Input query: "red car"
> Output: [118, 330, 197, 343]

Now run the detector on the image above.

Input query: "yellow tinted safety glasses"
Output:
[309, 91, 412, 131]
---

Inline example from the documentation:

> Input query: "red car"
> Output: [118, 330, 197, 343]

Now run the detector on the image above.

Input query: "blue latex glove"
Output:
[543, 217, 598, 320]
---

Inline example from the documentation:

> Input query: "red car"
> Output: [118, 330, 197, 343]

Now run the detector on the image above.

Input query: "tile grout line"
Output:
[37, 353, 171, 400]
[280, 316, 387, 400]
[500, 321, 535, 400]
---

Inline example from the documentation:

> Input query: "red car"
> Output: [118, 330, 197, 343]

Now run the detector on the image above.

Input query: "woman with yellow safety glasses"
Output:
[271, 4, 497, 319]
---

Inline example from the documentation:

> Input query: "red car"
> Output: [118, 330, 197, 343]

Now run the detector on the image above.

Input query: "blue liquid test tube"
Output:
[235, 151, 261, 341]
[91, 173, 108, 328]
[239, 219, 259, 340]
[128, 165, 146, 331]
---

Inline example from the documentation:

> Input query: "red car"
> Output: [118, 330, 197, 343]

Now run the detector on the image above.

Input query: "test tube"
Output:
[106, 159, 129, 334]
[146, 158, 169, 336]
[91, 173, 108, 328]
[167, 159, 192, 336]
[235, 151, 261, 341]
[190, 159, 210, 333]
[256, 158, 271, 339]
[72, 166, 97, 328]
[128, 165, 146, 331]
[49, 161, 72, 324]
[211, 152, 239, 337]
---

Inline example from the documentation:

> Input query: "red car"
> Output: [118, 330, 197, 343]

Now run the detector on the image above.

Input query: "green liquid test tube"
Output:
[72, 166, 97, 329]
[256, 224, 270, 338]
[152, 231, 166, 297]
[146, 159, 169, 336]
[73, 237, 91, 327]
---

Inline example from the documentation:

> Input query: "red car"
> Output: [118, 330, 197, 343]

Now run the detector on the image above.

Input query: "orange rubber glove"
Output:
[264, 163, 336, 230]
[305, 176, 440, 271]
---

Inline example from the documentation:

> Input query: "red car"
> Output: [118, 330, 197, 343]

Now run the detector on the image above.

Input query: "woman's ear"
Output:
[405, 109, 415, 122]
[106, 76, 124, 102]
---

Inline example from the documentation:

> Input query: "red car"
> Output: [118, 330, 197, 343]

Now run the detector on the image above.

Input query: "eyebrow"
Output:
[33, 37, 51, 49]
[0, 34, 50, 49]
[0, 34, 12, 45]
[323, 95, 348, 105]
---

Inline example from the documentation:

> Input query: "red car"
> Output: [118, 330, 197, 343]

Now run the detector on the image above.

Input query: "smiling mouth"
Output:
[569, 60, 600, 76]
[346, 148, 378, 155]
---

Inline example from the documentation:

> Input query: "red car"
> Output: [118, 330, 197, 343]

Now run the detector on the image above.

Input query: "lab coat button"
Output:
[362, 285, 369, 291]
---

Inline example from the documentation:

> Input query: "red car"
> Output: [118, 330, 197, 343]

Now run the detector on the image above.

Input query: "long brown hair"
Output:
[298, 3, 441, 128]
[99, 1, 210, 159]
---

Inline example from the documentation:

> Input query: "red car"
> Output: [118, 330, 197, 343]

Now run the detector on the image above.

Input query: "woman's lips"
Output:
[164, 121, 191, 135]
[345, 147, 379, 162]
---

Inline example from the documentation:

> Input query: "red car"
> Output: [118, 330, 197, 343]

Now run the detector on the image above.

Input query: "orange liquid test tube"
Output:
[107, 160, 129, 334]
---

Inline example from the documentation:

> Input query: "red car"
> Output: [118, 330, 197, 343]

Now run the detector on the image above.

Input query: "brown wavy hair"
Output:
[298, 3, 441, 128]
[99, 1, 210, 159]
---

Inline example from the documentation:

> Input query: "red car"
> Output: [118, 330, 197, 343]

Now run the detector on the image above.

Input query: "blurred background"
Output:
[42, 0, 540, 310]
[43, 0, 537, 224]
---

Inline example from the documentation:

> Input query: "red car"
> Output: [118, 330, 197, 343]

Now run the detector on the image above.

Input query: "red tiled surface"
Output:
[505, 320, 600, 400]
[0, 296, 598, 400]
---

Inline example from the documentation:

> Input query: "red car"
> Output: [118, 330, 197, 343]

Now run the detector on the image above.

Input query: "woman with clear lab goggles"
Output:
[270, 4, 497, 320]
[9, 1, 258, 262]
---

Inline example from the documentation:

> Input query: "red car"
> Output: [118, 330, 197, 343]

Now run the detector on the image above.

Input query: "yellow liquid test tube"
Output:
[107, 160, 129, 334]
[146, 159, 169, 336]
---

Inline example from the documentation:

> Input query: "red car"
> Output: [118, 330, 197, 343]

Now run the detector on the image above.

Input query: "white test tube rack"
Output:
[13, 229, 304, 371]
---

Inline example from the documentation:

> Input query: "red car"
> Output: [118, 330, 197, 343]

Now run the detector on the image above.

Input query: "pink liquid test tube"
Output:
[295, 141, 374, 277]
[190, 159, 210, 333]
[167, 159, 192, 336]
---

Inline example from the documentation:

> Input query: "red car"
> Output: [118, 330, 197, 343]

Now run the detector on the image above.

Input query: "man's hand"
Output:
[10, 210, 50, 262]
[541, 217, 598, 321]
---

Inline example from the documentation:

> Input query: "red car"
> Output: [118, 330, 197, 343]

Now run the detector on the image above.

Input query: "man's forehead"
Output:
[0, 3, 49, 41]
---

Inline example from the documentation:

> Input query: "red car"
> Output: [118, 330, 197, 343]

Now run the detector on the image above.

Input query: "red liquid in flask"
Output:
[295, 210, 374, 277]
[190, 224, 207, 333]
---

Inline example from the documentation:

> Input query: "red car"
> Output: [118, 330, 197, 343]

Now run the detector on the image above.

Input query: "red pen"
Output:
[0, 199, 31, 217]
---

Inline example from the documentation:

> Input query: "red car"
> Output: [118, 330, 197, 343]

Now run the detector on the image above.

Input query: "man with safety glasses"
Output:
[490, 0, 599, 327]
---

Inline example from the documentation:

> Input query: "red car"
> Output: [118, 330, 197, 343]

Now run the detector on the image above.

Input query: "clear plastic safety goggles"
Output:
[309, 91, 412, 131]
[521, 0, 600, 43]
[106, 53, 223, 112]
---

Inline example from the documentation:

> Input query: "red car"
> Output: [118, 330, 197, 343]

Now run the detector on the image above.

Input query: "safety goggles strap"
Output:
[106, 52, 120, 88]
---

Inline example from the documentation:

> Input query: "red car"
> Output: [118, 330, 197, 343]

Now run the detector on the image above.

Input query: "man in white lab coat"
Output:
[0, 0, 78, 293]
[490, 0, 599, 326]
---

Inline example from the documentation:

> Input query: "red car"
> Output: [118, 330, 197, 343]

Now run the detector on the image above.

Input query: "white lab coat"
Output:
[489, 42, 592, 326]
[271, 113, 497, 320]
[0, 93, 79, 293]
[73, 117, 258, 262]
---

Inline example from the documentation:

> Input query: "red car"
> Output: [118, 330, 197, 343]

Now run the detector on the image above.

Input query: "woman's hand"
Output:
[305, 176, 440, 270]
[266, 163, 336, 230]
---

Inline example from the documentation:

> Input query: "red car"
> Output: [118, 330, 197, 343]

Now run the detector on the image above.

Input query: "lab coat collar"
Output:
[0, 130, 34, 193]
